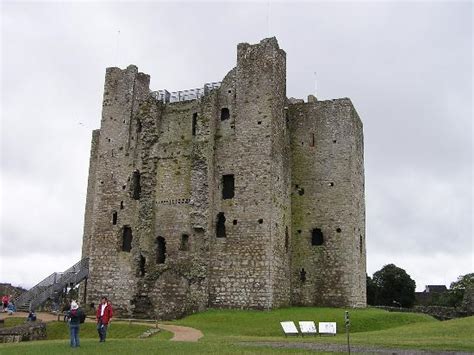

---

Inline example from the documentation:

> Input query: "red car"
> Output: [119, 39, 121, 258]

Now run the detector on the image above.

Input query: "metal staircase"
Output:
[16, 258, 89, 312]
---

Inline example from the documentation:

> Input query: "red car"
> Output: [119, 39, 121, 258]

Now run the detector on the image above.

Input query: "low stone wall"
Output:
[0, 322, 46, 343]
[374, 305, 472, 320]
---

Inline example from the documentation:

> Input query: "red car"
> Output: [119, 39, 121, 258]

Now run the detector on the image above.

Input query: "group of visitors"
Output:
[65, 296, 113, 348]
[2, 294, 16, 315]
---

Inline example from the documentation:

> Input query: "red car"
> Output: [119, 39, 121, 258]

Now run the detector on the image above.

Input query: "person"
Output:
[27, 310, 37, 321]
[2, 295, 9, 312]
[63, 301, 71, 322]
[96, 296, 113, 342]
[67, 300, 84, 348]
[6, 301, 16, 315]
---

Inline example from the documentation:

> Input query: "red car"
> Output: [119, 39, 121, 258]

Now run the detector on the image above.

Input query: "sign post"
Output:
[345, 311, 351, 354]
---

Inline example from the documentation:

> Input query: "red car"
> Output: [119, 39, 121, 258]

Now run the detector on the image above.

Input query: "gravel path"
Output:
[238, 341, 472, 355]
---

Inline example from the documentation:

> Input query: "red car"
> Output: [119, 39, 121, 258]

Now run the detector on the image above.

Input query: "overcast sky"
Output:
[1, 1, 472, 292]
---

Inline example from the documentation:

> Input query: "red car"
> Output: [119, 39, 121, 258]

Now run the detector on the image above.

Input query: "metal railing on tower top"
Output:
[151, 82, 221, 103]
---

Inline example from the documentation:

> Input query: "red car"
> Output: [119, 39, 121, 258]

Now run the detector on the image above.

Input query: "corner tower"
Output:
[208, 37, 292, 309]
[289, 98, 366, 307]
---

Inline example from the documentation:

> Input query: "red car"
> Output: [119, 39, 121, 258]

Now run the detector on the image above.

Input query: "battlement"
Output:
[151, 82, 221, 103]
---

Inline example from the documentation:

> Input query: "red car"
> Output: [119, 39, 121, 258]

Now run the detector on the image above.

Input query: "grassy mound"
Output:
[172, 307, 436, 337]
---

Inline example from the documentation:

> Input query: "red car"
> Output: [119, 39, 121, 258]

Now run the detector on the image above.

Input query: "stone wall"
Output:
[82, 37, 366, 319]
[0, 322, 46, 343]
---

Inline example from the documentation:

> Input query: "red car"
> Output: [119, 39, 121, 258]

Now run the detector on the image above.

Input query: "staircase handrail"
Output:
[16, 257, 89, 310]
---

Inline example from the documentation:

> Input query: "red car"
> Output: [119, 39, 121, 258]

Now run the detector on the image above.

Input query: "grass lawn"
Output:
[0, 307, 472, 354]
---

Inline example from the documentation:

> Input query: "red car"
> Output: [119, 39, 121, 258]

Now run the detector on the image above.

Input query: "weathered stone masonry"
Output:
[81, 37, 366, 319]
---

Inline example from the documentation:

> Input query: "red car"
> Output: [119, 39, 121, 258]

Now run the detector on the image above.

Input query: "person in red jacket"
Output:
[96, 296, 113, 342]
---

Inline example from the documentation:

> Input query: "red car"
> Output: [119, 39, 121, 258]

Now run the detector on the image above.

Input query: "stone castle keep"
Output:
[81, 37, 366, 319]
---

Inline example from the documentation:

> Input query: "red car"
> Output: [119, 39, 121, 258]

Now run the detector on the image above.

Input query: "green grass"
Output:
[2, 317, 28, 328]
[46, 321, 155, 340]
[171, 307, 435, 336]
[0, 307, 472, 354]
[348, 316, 474, 351]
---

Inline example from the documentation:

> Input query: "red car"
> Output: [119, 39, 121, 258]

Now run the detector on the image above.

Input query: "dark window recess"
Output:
[132, 170, 141, 200]
[311, 228, 324, 246]
[329, 182, 334, 187]
[220, 107, 230, 121]
[112, 211, 118, 225]
[120, 201, 124, 209]
[180, 234, 189, 251]
[257, 121, 262, 125]
[285, 226, 289, 252]
[297, 229, 302, 234]
[222, 174, 235, 199]
[139, 255, 146, 276]
[298, 188, 305, 196]
[216, 212, 226, 238]
[360, 235, 363, 254]
[310, 133, 315, 147]
[300, 268, 307, 282]
[233, 219, 238, 225]
[192, 113, 197, 136]
[258, 218, 263, 224]
[122, 226, 133, 252]
[336, 228, 342, 233]
[156, 236, 166, 264]
[136, 119, 142, 133]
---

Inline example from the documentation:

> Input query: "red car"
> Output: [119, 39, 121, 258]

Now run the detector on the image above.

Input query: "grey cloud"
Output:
[1, 1, 471, 290]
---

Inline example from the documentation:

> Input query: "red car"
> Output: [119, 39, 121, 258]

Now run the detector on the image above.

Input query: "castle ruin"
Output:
[81, 37, 366, 319]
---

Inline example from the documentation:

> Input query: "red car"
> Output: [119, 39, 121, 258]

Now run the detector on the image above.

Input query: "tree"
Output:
[366, 274, 378, 305]
[447, 273, 474, 308]
[372, 264, 416, 308]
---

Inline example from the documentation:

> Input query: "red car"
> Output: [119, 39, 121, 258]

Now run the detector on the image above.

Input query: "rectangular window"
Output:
[192, 113, 197, 136]
[122, 226, 133, 252]
[222, 174, 235, 199]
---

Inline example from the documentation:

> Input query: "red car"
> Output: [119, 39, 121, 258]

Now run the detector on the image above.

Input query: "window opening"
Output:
[132, 170, 141, 200]
[258, 218, 263, 224]
[233, 219, 238, 225]
[216, 212, 226, 238]
[311, 228, 324, 246]
[360, 235, 363, 254]
[112, 211, 118, 225]
[139, 255, 146, 276]
[300, 268, 307, 282]
[285, 226, 289, 252]
[180, 234, 189, 251]
[310, 133, 315, 147]
[336, 228, 342, 233]
[156, 236, 166, 264]
[122, 226, 133, 252]
[120, 201, 124, 209]
[192, 113, 197, 136]
[220, 108, 230, 121]
[222, 174, 235, 199]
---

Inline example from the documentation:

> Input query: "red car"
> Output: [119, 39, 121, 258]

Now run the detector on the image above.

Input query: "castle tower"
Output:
[207, 37, 291, 309]
[288, 98, 366, 307]
[81, 37, 366, 319]
[82, 65, 150, 312]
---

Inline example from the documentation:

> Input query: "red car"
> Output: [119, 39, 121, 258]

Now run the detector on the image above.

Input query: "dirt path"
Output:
[1, 312, 203, 342]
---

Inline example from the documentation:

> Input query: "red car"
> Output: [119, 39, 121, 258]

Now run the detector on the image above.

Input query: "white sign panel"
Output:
[299, 321, 317, 334]
[280, 321, 299, 335]
[318, 322, 337, 335]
